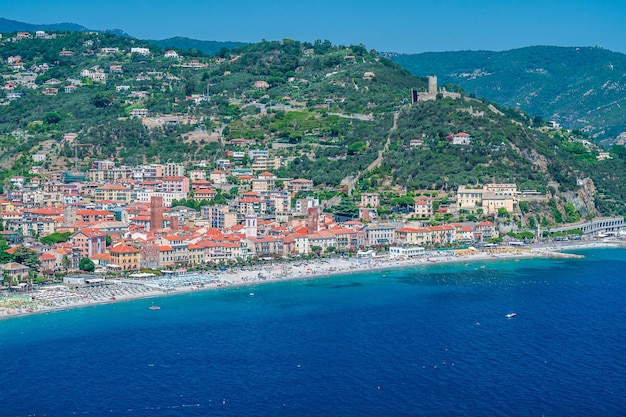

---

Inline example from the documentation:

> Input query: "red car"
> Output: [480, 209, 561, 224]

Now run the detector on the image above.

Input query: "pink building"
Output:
[161, 176, 190, 194]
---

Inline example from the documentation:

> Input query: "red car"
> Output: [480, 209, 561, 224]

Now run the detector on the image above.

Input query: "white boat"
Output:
[149, 305, 161, 310]
[505, 312, 516, 318]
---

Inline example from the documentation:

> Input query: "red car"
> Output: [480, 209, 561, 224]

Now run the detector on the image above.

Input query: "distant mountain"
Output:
[390, 46, 626, 140]
[0, 17, 130, 37]
[146, 36, 248, 56]
[0, 18, 246, 55]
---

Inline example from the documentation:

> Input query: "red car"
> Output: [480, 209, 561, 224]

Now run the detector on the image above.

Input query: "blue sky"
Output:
[2, 0, 625, 54]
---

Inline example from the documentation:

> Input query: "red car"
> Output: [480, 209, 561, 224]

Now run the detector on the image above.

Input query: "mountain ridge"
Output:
[390, 46, 626, 141]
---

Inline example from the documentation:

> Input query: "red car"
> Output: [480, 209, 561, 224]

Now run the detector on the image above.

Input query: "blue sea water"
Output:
[1, 248, 626, 416]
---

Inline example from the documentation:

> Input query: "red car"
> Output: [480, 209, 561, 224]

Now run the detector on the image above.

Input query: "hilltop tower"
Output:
[428, 76, 438, 94]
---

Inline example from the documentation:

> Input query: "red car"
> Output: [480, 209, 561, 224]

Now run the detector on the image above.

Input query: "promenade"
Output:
[1, 239, 621, 319]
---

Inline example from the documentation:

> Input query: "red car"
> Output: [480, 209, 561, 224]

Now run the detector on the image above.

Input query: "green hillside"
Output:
[390, 46, 626, 140]
[0, 31, 625, 216]
[146, 37, 248, 56]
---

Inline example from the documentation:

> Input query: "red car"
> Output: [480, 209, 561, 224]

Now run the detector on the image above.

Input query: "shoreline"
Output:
[1, 240, 623, 320]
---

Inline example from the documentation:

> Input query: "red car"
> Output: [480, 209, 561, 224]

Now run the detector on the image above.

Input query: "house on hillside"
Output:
[450, 132, 472, 145]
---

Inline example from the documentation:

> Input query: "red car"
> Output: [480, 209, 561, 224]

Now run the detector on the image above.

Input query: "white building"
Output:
[389, 246, 425, 258]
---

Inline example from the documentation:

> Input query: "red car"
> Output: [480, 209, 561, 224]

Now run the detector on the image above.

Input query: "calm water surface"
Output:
[1, 248, 625, 416]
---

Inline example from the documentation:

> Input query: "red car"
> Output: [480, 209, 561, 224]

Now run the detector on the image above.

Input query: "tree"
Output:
[311, 246, 323, 256]
[497, 207, 509, 218]
[40, 231, 72, 245]
[45, 112, 62, 125]
[333, 200, 359, 218]
[61, 255, 71, 270]
[93, 92, 114, 108]
[11, 246, 41, 272]
[391, 196, 415, 211]
[79, 257, 95, 272]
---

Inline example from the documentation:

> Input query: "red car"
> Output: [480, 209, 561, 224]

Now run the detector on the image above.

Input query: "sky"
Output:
[2, 0, 625, 54]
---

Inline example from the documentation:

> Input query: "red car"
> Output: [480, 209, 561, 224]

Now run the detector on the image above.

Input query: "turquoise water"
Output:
[1, 248, 625, 416]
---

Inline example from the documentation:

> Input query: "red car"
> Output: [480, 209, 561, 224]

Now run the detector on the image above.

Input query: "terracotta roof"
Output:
[110, 244, 139, 254]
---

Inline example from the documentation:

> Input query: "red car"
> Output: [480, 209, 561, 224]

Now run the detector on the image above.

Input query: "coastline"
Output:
[1, 240, 622, 320]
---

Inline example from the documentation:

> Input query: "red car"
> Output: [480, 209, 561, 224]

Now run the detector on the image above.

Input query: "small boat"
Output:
[505, 312, 517, 318]
[149, 305, 161, 310]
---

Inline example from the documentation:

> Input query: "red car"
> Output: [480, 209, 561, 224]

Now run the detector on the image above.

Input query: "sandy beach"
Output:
[1, 239, 623, 320]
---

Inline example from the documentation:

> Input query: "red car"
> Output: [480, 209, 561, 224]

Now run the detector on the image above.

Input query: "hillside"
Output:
[0, 17, 129, 37]
[146, 37, 248, 56]
[0, 31, 625, 218]
[390, 46, 626, 140]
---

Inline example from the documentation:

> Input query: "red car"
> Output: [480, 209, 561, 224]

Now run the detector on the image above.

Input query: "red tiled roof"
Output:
[110, 244, 139, 254]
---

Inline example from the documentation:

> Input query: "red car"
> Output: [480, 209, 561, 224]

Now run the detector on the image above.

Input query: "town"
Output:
[1, 30, 625, 291]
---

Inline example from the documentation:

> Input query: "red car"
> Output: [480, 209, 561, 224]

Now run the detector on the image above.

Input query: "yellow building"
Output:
[95, 185, 132, 203]
[110, 244, 141, 271]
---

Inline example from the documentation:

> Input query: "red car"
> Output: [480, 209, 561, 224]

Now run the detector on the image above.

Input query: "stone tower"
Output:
[428, 76, 437, 94]
[150, 196, 163, 231]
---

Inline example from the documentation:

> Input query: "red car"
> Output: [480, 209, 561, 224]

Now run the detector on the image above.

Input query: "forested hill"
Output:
[0, 31, 625, 215]
[390, 46, 626, 140]
[0, 17, 129, 37]
[146, 37, 248, 56]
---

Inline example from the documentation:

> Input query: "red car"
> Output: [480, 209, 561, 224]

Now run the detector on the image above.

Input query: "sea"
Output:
[1, 247, 625, 417]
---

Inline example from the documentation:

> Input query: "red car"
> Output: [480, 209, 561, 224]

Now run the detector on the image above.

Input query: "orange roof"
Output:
[110, 244, 139, 254]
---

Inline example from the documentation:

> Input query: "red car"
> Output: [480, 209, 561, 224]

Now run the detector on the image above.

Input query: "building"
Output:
[95, 185, 132, 203]
[457, 183, 517, 215]
[451, 132, 472, 145]
[394, 227, 432, 246]
[289, 178, 314, 195]
[109, 244, 140, 271]
[210, 170, 228, 184]
[131, 47, 150, 55]
[389, 246, 425, 258]
[364, 223, 396, 246]
[1, 262, 30, 283]
[150, 196, 163, 231]
[414, 198, 433, 217]
[69, 229, 107, 258]
[360, 193, 379, 208]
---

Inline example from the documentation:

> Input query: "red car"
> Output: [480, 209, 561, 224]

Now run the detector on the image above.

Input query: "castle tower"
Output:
[150, 196, 163, 231]
[245, 208, 258, 239]
[428, 76, 437, 94]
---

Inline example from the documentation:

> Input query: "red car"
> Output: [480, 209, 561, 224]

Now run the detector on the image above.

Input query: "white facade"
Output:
[389, 246, 425, 258]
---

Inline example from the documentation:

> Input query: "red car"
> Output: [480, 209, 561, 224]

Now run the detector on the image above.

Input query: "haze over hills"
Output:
[390, 46, 626, 141]
[0, 17, 130, 37]
[0, 18, 244, 55]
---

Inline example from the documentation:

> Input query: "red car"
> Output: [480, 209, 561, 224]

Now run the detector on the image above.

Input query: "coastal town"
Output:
[1, 30, 626, 317]
[0, 156, 624, 304]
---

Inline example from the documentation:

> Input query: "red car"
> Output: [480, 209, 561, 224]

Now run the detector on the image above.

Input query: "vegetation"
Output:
[40, 231, 72, 245]
[390, 46, 626, 139]
[0, 31, 624, 219]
